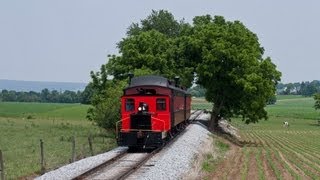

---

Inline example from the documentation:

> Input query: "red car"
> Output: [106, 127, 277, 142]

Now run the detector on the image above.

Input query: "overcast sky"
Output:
[0, 0, 319, 83]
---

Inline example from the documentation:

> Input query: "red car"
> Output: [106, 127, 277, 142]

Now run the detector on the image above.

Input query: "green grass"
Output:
[0, 102, 116, 179]
[215, 139, 230, 152]
[276, 95, 305, 100]
[267, 97, 320, 120]
[0, 102, 90, 120]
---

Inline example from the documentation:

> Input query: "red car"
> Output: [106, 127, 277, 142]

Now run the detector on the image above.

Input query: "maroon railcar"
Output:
[117, 75, 191, 149]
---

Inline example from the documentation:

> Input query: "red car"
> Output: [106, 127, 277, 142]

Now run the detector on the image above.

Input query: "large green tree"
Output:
[190, 15, 281, 130]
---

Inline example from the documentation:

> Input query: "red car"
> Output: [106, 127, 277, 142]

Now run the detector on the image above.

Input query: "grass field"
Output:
[0, 102, 89, 120]
[200, 95, 320, 179]
[0, 102, 116, 179]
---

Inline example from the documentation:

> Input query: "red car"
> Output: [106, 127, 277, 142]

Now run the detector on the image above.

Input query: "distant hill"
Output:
[0, 79, 87, 92]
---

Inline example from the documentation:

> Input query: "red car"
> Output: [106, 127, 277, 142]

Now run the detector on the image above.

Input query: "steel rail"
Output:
[72, 150, 127, 180]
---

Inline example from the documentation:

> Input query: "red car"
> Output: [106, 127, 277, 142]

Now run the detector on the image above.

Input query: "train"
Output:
[117, 75, 191, 149]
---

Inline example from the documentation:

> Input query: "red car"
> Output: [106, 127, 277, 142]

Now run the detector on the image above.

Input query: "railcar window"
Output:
[156, 98, 166, 111]
[125, 99, 135, 111]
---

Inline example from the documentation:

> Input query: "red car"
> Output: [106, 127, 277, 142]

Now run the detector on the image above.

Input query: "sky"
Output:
[0, 0, 319, 83]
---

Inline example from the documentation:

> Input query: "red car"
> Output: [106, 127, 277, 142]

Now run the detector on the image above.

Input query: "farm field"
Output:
[0, 102, 116, 179]
[204, 95, 320, 179]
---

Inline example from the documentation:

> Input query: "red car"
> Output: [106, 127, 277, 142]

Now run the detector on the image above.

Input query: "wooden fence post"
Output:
[40, 139, 45, 174]
[88, 135, 94, 156]
[0, 150, 4, 180]
[71, 136, 76, 162]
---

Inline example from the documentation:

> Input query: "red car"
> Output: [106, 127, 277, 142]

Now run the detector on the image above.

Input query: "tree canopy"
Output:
[189, 15, 281, 128]
[88, 10, 281, 130]
[314, 93, 320, 110]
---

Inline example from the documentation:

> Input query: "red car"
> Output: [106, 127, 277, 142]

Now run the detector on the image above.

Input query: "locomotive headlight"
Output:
[138, 107, 142, 111]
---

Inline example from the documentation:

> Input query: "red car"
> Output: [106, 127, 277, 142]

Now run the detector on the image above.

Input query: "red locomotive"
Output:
[117, 75, 191, 149]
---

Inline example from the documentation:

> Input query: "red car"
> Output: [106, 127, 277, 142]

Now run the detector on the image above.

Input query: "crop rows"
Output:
[239, 129, 320, 179]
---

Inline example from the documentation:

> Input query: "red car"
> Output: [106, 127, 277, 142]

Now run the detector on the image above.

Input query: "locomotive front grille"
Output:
[130, 114, 151, 130]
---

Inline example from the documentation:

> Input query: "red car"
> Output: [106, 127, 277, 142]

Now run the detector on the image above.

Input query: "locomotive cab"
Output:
[118, 96, 170, 149]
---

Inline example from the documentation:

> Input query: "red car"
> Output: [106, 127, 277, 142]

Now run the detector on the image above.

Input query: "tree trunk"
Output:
[209, 110, 220, 131]
[208, 98, 224, 131]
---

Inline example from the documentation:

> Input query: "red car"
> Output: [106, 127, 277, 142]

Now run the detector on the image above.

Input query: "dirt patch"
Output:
[17, 173, 39, 180]
[261, 150, 277, 180]
[247, 150, 258, 180]
[207, 139, 243, 179]
[226, 149, 245, 179]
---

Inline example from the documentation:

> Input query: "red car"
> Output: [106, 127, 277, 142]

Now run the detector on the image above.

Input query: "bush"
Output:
[87, 79, 126, 129]
[267, 95, 277, 105]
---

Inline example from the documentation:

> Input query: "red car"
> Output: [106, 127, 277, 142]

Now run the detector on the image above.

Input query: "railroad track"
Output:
[73, 110, 204, 180]
[73, 152, 153, 180]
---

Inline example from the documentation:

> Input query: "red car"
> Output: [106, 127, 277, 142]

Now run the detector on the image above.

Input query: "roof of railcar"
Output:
[125, 75, 189, 94]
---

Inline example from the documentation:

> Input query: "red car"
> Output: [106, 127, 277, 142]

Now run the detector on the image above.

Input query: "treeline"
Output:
[277, 80, 320, 96]
[0, 87, 92, 104]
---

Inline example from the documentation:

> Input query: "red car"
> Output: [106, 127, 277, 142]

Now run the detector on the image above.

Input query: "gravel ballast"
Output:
[130, 123, 211, 180]
[35, 147, 127, 180]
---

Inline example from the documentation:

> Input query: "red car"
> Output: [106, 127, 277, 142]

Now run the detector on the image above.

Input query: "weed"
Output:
[26, 114, 34, 119]
[216, 140, 230, 152]
[202, 155, 214, 172]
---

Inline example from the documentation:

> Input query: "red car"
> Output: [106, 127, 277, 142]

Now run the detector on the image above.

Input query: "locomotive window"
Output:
[156, 98, 166, 111]
[125, 99, 135, 111]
